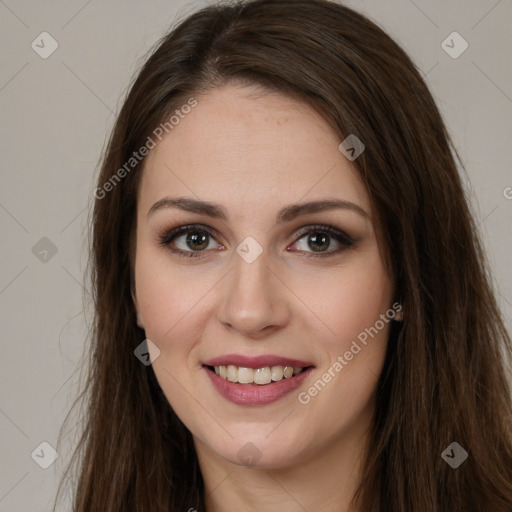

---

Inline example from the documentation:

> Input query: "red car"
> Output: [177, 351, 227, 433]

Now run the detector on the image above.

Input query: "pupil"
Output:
[309, 233, 329, 252]
[187, 231, 208, 250]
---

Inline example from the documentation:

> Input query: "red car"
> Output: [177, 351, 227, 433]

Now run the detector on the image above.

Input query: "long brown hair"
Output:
[53, 0, 512, 510]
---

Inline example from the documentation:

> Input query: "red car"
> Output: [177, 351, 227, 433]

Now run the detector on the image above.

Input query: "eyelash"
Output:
[158, 223, 355, 259]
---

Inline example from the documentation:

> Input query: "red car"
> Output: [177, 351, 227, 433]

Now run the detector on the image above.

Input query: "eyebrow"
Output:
[147, 197, 369, 223]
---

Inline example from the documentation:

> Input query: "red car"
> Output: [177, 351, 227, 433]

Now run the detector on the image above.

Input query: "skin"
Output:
[132, 82, 397, 512]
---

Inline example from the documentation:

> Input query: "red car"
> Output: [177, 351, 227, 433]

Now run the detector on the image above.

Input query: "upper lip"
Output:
[203, 353, 314, 369]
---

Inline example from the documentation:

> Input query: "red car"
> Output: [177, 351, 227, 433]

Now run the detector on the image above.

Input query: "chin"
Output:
[202, 431, 309, 470]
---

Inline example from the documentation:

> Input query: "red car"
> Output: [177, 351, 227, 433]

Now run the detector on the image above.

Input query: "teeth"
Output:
[227, 365, 238, 382]
[271, 365, 283, 381]
[254, 367, 271, 385]
[212, 365, 305, 385]
[237, 367, 254, 384]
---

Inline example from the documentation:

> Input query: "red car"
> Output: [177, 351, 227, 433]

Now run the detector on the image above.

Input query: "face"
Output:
[132, 83, 396, 469]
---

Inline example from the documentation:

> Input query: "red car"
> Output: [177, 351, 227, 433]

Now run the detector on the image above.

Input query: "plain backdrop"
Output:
[0, 0, 511, 510]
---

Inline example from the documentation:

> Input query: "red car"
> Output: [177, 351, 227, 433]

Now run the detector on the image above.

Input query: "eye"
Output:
[158, 224, 354, 259]
[158, 225, 222, 258]
[288, 225, 354, 258]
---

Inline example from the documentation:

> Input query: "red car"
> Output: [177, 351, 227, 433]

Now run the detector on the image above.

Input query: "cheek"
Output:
[134, 245, 209, 344]
[134, 247, 207, 405]
[301, 255, 393, 408]
[296, 257, 393, 419]
[300, 255, 393, 350]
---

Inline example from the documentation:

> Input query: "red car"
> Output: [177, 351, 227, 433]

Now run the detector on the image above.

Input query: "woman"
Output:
[54, 0, 512, 510]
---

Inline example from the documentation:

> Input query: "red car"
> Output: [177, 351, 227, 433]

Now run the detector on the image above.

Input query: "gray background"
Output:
[0, 0, 510, 510]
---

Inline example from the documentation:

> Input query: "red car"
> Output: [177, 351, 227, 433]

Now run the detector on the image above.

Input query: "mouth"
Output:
[202, 354, 315, 406]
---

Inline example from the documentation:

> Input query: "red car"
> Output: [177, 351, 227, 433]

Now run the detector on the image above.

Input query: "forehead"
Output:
[138, 83, 371, 218]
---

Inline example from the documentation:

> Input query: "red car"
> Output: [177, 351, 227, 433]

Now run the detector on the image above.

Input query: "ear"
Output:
[131, 287, 145, 329]
[391, 300, 404, 322]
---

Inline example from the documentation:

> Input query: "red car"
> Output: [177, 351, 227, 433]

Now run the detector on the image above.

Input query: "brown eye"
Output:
[159, 225, 221, 258]
[289, 225, 354, 257]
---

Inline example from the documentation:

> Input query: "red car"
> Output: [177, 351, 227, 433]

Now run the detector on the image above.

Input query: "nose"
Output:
[217, 249, 290, 339]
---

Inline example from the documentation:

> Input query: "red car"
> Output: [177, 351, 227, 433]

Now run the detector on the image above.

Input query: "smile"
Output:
[202, 354, 315, 406]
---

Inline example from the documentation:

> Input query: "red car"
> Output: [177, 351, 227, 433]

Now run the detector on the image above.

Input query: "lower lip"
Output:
[203, 366, 314, 406]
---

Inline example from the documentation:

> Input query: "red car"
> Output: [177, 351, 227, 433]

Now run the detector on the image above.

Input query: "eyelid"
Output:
[158, 224, 223, 246]
[292, 224, 354, 245]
